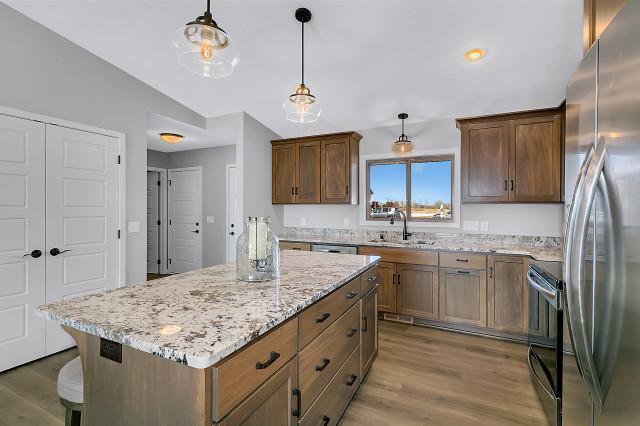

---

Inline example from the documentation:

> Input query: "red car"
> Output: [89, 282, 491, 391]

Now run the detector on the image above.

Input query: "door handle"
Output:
[23, 250, 42, 258]
[322, 416, 330, 426]
[362, 316, 368, 332]
[510, 179, 514, 191]
[504, 180, 508, 191]
[229, 231, 235, 236]
[191, 230, 199, 234]
[49, 248, 71, 256]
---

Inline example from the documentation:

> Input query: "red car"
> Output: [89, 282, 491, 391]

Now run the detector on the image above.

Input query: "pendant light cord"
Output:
[206, 0, 211, 13]
[301, 19, 305, 85]
[401, 117, 405, 137]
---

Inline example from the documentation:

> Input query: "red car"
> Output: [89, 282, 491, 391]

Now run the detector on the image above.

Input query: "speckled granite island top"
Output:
[36, 251, 379, 369]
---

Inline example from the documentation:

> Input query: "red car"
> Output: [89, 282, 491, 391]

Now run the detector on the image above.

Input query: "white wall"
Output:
[284, 119, 564, 237]
[147, 150, 169, 169]
[0, 4, 207, 284]
[163, 146, 236, 267]
[239, 113, 285, 234]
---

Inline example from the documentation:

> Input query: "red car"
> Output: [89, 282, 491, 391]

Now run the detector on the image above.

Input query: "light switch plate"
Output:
[480, 221, 489, 232]
[206, 216, 214, 224]
[300, 217, 306, 226]
[127, 221, 141, 233]
[463, 220, 479, 231]
[343, 218, 350, 227]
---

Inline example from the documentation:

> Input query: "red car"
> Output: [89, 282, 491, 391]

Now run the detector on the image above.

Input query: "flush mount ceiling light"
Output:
[172, 0, 238, 78]
[464, 48, 486, 62]
[160, 133, 184, 144]
[283, 8, 322, 123]
[392, 113, 414, 154]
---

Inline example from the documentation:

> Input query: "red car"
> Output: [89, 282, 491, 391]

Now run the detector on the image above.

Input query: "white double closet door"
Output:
[0, 115, 120, 371]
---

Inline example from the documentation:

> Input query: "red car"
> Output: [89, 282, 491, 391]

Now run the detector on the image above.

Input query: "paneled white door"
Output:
[0, 115, 46, 371]
[147, 171, 160, 274]
[45, 124, 120, 354]
[168, 168, 202, 273]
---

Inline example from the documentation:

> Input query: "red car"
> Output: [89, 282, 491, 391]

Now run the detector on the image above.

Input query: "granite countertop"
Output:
[279, 229, 563, 262]
[36, 251, 379, 369]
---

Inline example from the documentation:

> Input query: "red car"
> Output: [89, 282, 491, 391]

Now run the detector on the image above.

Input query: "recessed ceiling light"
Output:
[160, 133, 184, 144]
[464, 48, 486, 62]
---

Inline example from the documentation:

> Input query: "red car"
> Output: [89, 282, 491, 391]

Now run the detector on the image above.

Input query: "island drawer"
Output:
[299, 344, 360, 426]
[360, 266, 378, 294]
[299, 277, 361, 349]
[280, 241, 311, 251]
[358, 245, 438, 266]
[211, 319, 298, 421]
[440, 252, 486, 270]
[299, 301, 361, 415]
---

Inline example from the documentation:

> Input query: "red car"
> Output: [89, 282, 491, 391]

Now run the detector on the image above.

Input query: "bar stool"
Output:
[57, 356, 83, 426]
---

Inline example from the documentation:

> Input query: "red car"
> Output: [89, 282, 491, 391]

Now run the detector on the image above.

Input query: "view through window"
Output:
[367, 156, 453, 221]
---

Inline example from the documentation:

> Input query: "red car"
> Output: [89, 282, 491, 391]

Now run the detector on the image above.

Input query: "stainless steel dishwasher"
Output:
[311, 244, 357, 254]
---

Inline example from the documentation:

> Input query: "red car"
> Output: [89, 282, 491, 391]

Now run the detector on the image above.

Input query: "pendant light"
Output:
[392, 113, 415, 154]
[173, 0, 238, 78]
[284, 8, 322, 123]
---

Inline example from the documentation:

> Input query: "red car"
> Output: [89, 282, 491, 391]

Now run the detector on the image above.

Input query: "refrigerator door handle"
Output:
[566, 137, 625, 412]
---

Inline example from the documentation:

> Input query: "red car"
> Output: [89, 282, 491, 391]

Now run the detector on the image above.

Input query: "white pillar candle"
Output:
[248, 221, 268, 260]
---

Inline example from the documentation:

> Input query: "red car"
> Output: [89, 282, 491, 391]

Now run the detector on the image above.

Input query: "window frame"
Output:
[366, 154, 455, 223]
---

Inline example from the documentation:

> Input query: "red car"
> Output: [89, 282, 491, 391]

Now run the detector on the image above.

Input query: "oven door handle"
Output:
[526, 270, 557, 304]
[527, 346, 556, 400]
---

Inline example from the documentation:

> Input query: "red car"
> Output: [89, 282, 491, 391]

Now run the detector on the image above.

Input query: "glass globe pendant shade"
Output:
[392, 138, 415, 154]
[173, 17, 238, 78]
[283, 83, 322, 123]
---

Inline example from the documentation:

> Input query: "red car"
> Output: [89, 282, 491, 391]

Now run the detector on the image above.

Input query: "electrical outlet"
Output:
[480, 221, 489, 232]
[206, 216, 215, 224]
[343, 218, 350, 227]
[300, 217, 306, 226]
[463, 220, 479, 231]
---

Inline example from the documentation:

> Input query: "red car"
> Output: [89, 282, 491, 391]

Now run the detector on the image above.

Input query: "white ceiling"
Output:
[6, 0, 583, 139]
[147, 112, 238, 152]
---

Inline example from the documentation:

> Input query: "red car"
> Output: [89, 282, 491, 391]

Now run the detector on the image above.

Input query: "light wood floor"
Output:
[0, 321, 547, 425]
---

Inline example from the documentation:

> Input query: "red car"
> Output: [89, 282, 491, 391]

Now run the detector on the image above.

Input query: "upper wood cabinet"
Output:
[457, 108, 563, 204]
[271, 132, 361, 205]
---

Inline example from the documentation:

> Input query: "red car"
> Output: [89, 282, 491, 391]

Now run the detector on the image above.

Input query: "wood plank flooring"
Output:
[342, 320, 548, 425]
[0, 321, 547, 425]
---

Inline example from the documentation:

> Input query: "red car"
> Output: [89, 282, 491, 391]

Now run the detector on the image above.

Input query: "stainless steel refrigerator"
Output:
[563, 1, 640, 424]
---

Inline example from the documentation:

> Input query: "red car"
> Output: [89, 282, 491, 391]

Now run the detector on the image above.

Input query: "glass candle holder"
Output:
[236, 216, 280, 282]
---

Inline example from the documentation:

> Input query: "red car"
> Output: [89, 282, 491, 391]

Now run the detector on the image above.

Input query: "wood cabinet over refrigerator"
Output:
[457, 108, 563, 203]
[271, 131, 361, 205]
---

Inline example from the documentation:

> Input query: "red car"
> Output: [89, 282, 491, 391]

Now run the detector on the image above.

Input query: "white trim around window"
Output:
[358, 148, 461, 229]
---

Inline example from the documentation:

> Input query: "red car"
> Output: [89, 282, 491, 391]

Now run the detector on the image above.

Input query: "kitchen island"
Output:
[37, 250, 380, 426]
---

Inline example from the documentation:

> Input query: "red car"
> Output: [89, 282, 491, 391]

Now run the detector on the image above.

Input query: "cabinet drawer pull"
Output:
[392, 274, 396, 285]
[315, 312, 331, 323]
[504, 180, 508, 191]
[346, 374, 358, 386]
[315, 358, 331, 372]
[457, 270, 471, 275]
[346, 290, 358, 299]
[362, 316, 368, 332]
[455, 258, 469, 263]
[255, 351, 280, 370]
[291, 247, 301, 250]
[322, 415, 331, 426]
[347, 328, 358, 338]
[367, 276, 377, 283]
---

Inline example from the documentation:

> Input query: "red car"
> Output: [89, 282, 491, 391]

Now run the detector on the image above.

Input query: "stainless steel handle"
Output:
[527, 346, 556, 400]
[526, 270, 557, 303]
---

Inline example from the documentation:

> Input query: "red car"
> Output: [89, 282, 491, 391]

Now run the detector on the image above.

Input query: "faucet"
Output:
[387, 209, 412, 240]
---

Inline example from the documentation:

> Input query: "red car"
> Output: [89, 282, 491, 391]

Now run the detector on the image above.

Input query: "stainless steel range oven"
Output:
[527, 260, 563, 425]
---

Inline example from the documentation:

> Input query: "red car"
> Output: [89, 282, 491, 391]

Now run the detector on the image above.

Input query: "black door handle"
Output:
[49, 248, 70, 256]
[315, 358, 331, 372]
[322, 415, 330, 426]
[315, 312, 331, 323]
[23, 250, 42, 258]
[255, 351, 280, 370]
[229, 231, 235, 236]
[362, 316, 368, 332]
[346, 374, 358, 386]
[191, 229, 199, 233]
[510, 179, 514, 191]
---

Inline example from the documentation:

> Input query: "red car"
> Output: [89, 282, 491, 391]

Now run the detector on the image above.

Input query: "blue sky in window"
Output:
[370, 161, 451, 204]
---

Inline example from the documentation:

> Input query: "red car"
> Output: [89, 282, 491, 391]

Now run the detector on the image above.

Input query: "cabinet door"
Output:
[272, 143, 296, 204]
[461, 121, 510, 202]
[361, 288, 378, 379]
[374, 262, 396, 313]
[487, 256, 528, 334]
[321, 138, 350, 204]
[397, 264, 439, 320]
[296, 141, 321, 203]
[438, 268, 487, 327]
[218, 358, 297, 426]
[509, 115, 562, 202]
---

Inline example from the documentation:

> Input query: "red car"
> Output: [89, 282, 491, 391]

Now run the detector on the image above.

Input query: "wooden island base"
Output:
[64, 265, 379, 426]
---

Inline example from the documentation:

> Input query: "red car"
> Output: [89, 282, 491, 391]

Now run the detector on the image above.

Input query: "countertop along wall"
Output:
[147, 146, 236, 267]
[0, 4, 207, 284]
[283, 119, 565, 238]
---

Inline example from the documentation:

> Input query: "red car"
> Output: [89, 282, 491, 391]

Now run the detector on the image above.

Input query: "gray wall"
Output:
[149, 146, 236, 267]
[147, 150, 169, 169]
[0, 4, 206, 284]
[284, 119, 564, 237]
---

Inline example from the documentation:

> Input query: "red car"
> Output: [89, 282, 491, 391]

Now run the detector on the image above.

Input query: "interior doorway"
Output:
[168, 167, 203, 273]
[147, 167, 168, 281]
[226, 164, 240, 262]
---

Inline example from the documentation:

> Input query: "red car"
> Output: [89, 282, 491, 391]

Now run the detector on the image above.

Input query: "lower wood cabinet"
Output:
[438, 268, 487, 327]
[487, 255, 529, 333]
[397, 264, 439, 320]
[361, 288, 378, 380]
[218, 358, 298, 426]
[373, 261, 396, 313]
